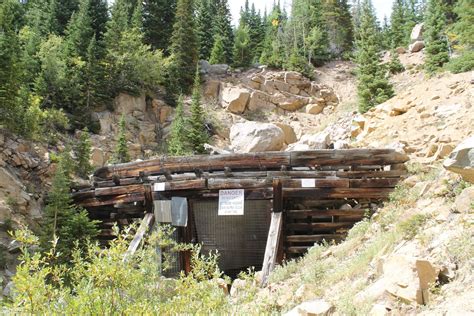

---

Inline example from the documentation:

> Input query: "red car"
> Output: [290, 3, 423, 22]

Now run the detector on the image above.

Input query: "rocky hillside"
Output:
[201, 44, 474, 315]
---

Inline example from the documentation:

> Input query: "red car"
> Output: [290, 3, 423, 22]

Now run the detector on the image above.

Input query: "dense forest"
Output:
[0, 0, 473, 313]
[1, 0, 472, 139]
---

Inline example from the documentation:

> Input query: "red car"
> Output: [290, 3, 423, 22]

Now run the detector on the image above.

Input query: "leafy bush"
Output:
[446, 51, 474, 73]
[398, 214, 429, 240]
[3, 226, 229, 314]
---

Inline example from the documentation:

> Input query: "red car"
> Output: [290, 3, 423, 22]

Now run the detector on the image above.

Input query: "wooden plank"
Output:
[286, 234, 345, 242]
[80, 193, 145, 207]
[93, 150, 407, 180]
[286, 222, 355, 230]
[289, 149, 408, 167]
[286, 209, 366, 217]
[349, 178, 400, 188]
[95, 184, 145, 197]
[94, 152, 291, 180]
[261, 211, 283, 287]
[207, 178, 271, 189]
[123, 213, 155, 261]
[283, 188, 393, 199]
[282, 179, 350, 188]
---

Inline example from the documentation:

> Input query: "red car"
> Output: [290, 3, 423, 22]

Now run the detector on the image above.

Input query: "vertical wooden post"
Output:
[261, 179, 283, 287]
[143, 184, 153, 213]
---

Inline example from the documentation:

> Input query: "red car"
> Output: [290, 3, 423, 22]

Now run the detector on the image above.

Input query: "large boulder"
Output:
[409, 41, 425, 53]
[284, 299, 334, 316]
[230, 122, 285, 152]
[114, 93, 146, 115]
[410, 23, 424, 43]
[443, 136, 474, 183]
[274, 123, 298, 144]
[221, 86, 251, 114]
[286, 132, 331, 151]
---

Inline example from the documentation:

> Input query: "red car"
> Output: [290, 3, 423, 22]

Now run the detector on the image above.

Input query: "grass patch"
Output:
[398, 214, 429, 240]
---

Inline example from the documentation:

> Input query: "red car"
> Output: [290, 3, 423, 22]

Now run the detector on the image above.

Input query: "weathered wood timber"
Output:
[93, 150, 408, 180]
[74, 149, 408, 270]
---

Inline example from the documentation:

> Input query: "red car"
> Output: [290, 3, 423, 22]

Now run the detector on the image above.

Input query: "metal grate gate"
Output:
[192, 200, 271, 272]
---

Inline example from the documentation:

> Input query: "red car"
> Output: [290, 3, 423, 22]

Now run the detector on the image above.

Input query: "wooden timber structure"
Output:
[73, 149, 408, 277]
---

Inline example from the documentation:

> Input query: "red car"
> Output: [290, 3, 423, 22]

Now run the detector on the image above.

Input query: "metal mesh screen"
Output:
[193, 200, 271, 272]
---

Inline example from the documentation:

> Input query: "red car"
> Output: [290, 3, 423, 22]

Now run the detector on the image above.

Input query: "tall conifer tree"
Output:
[168, 95, 189, 156]
[170, 0, 198, 92]
[196, 0, 214, 60]
[424, 0, 449, 74]
[212, 0, 234, 64]
[355, 0, 394, 113]
[143, 0, 177, 52]
[0, 0, 23, 130]
[187, 68, 209, 154]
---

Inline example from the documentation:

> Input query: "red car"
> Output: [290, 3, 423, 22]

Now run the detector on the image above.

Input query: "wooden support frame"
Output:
[261, 179, 284, 286]
[123, 213, 155, 261]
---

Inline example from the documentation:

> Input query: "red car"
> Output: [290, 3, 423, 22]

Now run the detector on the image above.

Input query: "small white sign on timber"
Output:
[153, 182, 166, 192]
[218, 189, 245, 215]
[301, 178, 316, 188]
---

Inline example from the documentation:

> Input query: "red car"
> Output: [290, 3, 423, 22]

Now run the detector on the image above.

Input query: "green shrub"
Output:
[4, 226, 229, 314]
[447, 51, 474, 73]
[398, 214, 429, 240]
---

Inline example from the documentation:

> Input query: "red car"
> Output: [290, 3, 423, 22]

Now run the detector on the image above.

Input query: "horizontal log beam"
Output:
[286, 209, 366, 217]
[93, 150, 408, 180]
[286, 222, 356, 230]
[283, 188, 393, 199]
[286, 234, 345, 242]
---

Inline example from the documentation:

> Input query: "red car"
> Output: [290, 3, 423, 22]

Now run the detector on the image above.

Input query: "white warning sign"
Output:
[218, 189, 245, 215]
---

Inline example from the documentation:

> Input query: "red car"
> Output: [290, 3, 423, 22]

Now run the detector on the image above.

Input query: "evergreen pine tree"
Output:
[74, 128, 93, 178]
[168, 95, 190, 156]
[209, 35, 226, 64]
[40, 151, 98, 264]
[381, 15, 391, 50]
[322, 0, 354, 58]
[453, 0, 474, 48]
[0, 0, 23, 130]
[65, 0, 94, 59]
[196, 0, 214, 60]
[212, 0, 234, 64]
[233, 24, 252, 68]
[113, 115, 131, 163]
[89, 0, 109, 42]
[388, 50, 405, 74]
[52, 0, 80, 35]
[169, 0, 198, 93]
[424, 0, 449, 74]
[356, 0, 394, 113]
[143, 0, 177, 52]
[187, 68, 209, 154]
[390, 0, 407, 48]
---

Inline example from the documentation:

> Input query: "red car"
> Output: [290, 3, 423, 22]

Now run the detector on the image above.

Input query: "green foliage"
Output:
[74, 128, 93, 178]
[388, 51, 405, 74]
[209, 35, 226, 65]
[169, 0, 198, 93]
[143, 0, 176, 52]
[187, 68, 209, 154]
[113, 115, 130, 163]
[286, 47, 315, 79]
[0, 0, 23, 131]
[355, 0, 394, 113]
[398, 214, 429, 239]
[453, 0, 474, 48]
[424, 0, 450, 74]
[390, 0, 407, 48]
[447, 51, 474, 73]
[5, 226, 229, 314]
[196, 0, 214, 61]
[167, 95, 190, 156]
[212, 0, 234, 64]
[232, 24, 252, 68]
[40, 154, 99, 265]
[105, 0, 165, 97]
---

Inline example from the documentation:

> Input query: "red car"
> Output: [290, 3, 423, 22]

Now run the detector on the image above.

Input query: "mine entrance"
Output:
[192, 199, 271, 277]
[73, 149, 409, 280]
